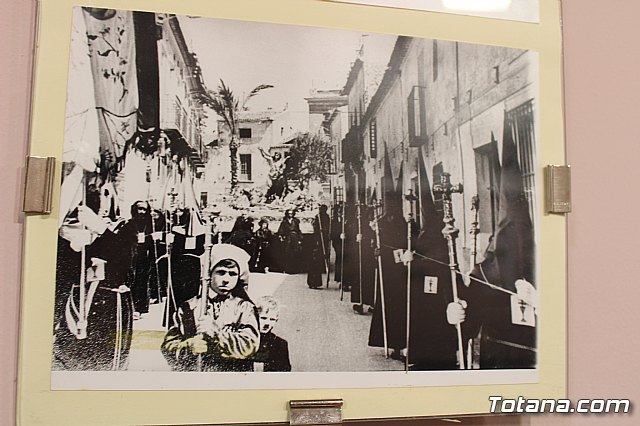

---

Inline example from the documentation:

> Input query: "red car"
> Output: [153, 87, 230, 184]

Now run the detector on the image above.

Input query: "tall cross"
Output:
[432, 172, 466, 369]
[433, 172, 464, 245]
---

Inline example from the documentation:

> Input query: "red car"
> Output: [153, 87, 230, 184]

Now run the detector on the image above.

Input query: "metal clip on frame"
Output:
[22, 156, 55, 214]
[545, 165, 571, 213]
[289, 399, 343, 425]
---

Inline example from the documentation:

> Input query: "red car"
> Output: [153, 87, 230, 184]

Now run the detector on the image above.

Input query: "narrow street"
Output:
[128, 271, 403, 372]
[271, 273, 403, 372]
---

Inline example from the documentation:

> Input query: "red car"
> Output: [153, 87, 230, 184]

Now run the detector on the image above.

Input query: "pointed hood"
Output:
[487, 111, 535, 290]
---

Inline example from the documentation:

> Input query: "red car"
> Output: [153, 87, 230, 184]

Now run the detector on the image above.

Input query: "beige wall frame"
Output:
[17, 0, 565, 423]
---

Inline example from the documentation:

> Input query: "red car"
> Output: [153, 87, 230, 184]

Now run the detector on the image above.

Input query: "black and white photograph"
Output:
[51, 6, 539, 389]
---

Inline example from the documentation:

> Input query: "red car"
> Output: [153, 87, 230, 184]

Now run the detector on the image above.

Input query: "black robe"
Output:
[277, 217, 303, 274]
[169, 228, 205, 324]
[407, 229, 459, 370]
[330, 205, 345, 283]
[148, 212, 168, 302]
[227, 217, 255, 256]
[307, 212, 330, 288]
[348, 205, 375, 306]
[460, 109, 536, 369]
[368, 213, 408, 351]
[252, 332, 292, 372]
[53, 223, 136, 371]
[122, 219, 152, 315]
[459, 254, 537, 369]
[250, 228, 274, 273]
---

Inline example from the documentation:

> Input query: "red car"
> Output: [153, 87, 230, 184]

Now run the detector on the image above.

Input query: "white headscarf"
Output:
[208, 244, 251, 289]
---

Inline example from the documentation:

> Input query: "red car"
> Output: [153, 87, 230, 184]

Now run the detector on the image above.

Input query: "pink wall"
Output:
[546, 0, 640, 424]
[1, 1, 638, 425]
[0, 0, 36, 424]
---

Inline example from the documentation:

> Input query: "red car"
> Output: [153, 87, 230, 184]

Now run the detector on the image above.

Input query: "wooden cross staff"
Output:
[372, 200, 389, 357]
[433, 172, 466, 370]
[404, 189, 418, 372]
[355, 201, 364, 313]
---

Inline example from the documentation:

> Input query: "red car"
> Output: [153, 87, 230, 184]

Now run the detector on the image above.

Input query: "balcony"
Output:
[163, 128, 205, 175]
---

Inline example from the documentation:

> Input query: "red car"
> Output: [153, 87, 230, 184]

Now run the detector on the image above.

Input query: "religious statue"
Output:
[259, 146, 290, 201]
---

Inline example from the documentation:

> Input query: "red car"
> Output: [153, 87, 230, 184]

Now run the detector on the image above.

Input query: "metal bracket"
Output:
[22, 156, 56, 214]
[289, 399, 343, 425]
[545, 165, 571, 214]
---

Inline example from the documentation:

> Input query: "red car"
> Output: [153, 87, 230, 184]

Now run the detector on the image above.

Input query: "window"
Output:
[239, 154, 252, 181]
[329, 146, 338, 175]
[432, 162, 444, 215]
[174, 99, 182, 129]
[239, 128, 252, 139]
[506, 100, 537, 225]
[200, 192, 208, 209]
[334, 185, 344, 204]
[474, 139, 501, 235]
[408, 86, 427, 146]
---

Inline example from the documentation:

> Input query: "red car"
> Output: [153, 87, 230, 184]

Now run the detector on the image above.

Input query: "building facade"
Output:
[157, 14, 208, 178]
[344, 35, 538, 272]
[198, 108, 304, 204]
[305, 89, 349, 202]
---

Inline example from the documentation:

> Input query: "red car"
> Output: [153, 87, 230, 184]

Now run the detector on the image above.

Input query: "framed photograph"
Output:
[18, 0, 566, 423]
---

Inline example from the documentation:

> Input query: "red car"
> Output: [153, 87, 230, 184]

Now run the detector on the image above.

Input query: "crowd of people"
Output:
[294, 193, 538, 371]
[52, 174, 537, 373]
[51, 175, 315, 372]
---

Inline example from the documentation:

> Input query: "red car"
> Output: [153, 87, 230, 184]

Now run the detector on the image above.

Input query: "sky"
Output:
[178, 15, 397, 133]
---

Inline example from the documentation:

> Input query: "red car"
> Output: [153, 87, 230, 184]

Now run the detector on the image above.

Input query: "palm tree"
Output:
[206, 80, 273, 190]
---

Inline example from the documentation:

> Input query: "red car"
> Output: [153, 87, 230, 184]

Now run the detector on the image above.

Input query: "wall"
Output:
[543, 0, 640, 424]
[1, 1, 639, 425]
[0, 1, 36, 424]
[212, 116, 284, 193]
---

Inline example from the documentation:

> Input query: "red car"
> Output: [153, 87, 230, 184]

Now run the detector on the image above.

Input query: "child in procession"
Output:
[161, 244, 260, 372]
[252, 296, 291, 372]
